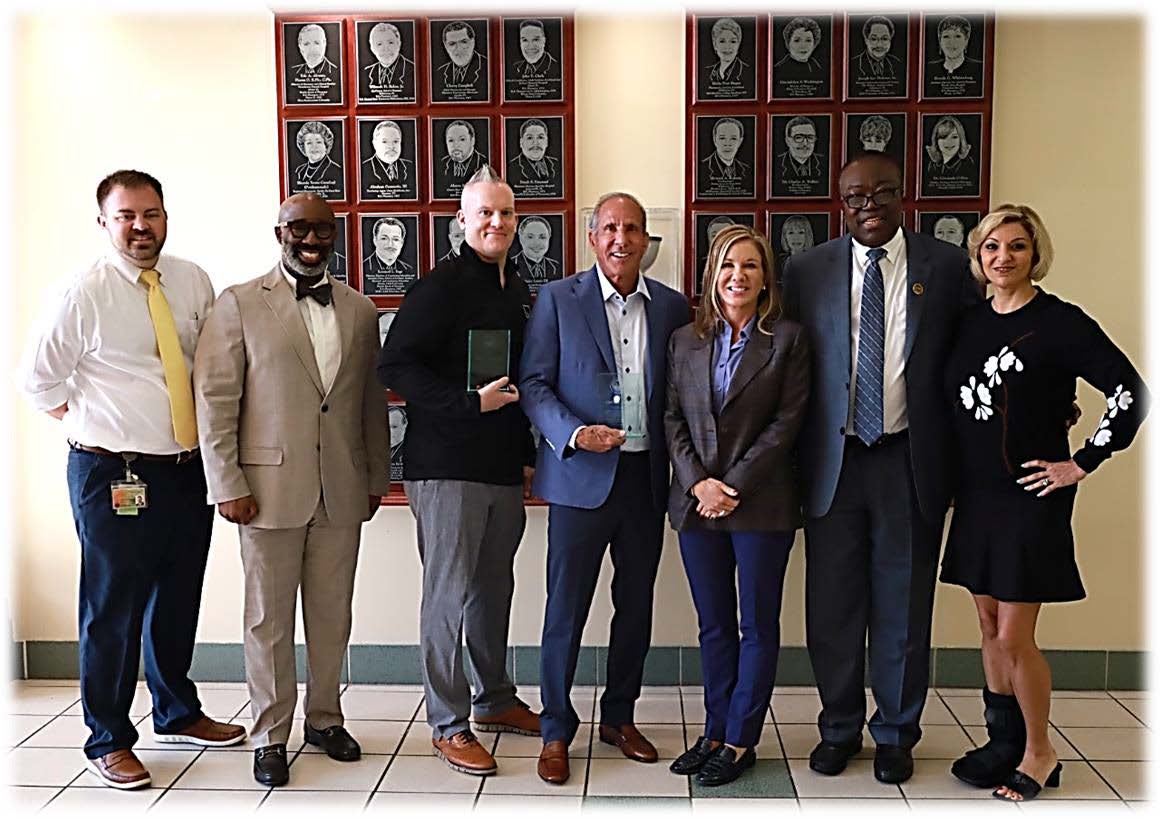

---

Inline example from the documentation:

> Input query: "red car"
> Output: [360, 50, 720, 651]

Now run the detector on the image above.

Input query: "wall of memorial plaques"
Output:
[684, 12, 994, 296]
[277, 13, 575, 501]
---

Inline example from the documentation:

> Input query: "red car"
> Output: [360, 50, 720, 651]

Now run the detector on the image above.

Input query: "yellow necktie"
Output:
[139, 268, 198, 450]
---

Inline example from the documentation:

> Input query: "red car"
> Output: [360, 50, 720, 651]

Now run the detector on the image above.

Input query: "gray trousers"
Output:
[240, 498, 361, 747]
[406, 479, 525, 739]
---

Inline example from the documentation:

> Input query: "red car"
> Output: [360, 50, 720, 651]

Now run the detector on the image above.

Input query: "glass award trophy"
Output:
[597, 372, 646, 439]
[467, 329, 511, 391]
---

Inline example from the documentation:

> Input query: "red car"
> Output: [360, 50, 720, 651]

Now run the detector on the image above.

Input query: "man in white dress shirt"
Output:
[781, 153, 979, 784]
[193, 192, 389, 787]
[16, 169, 246, 791]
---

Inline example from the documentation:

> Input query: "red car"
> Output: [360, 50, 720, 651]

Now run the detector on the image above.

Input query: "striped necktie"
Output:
[139, 268, 198, 450]
[853, 247, 887, 446]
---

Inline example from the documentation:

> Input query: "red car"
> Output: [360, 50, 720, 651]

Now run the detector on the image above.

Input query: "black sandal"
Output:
[992, 761, 1062, 801]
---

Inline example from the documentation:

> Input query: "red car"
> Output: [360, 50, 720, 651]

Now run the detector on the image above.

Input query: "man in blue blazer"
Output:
[781, 153, 981, 784]
[520, 192, 690, 785]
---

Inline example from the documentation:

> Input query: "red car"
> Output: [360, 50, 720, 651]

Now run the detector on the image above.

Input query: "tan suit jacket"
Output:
[194, 268, 389, 528]
[664, 317, 811, 532]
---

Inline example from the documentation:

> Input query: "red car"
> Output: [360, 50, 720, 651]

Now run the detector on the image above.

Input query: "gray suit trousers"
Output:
[240, 498, 361, 747]
[406, 479, 525, 739]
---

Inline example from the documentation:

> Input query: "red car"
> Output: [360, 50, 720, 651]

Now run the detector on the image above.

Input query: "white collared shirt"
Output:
[17, 252, 215, 454]
[848, 228, 909, 434]
[280, 266, 341, 394]
[581, 267, 651, 452]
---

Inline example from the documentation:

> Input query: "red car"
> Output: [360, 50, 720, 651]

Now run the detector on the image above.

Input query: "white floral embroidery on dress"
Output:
[960, 375, 993, 421]
[1090, 385, 1132, 447]
[1107, 384, 1133, 418]
[983, 346, 1024, 387]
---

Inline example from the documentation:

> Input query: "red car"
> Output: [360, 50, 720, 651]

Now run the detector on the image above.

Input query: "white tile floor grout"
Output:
[5, 681, 1152, 811]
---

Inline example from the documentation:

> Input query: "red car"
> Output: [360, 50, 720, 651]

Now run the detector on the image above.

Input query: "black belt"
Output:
[845, 429, 908, 449]
[70, 442, 200, 465]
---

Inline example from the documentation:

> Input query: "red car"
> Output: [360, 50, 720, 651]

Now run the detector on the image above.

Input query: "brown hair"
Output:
[693, 225, 780, 339]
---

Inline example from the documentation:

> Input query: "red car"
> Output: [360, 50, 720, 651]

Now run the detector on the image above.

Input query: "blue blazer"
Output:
[781, 229, 981, 522]
[519, 267, 691, 510]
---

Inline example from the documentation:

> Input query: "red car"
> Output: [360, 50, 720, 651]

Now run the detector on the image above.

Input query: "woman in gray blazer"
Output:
[664, 224, 810, 786]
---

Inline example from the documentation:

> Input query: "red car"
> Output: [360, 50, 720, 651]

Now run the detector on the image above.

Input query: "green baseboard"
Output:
[16, 641, 1148, 690]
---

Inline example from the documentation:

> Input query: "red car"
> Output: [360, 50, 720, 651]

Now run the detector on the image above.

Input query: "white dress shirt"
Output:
[848, 228, 908, 435]
[280, 266, 341, 394]
[570, 268, 652, 453]
[17, 252, 215, 454]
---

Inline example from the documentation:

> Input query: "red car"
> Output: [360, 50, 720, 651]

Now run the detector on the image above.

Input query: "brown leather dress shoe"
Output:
[537, 740, 570, 784]
[86, 748, 151, 790]
[433, 730, 498, 776]
[155, 715, 247, 747]
[474, 700, 541, 736]
[599, 723, 659, 763]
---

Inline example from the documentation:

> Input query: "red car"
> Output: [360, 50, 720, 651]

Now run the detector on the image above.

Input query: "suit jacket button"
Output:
[839, 426, 845, 435]
[321, 404, 329, 413]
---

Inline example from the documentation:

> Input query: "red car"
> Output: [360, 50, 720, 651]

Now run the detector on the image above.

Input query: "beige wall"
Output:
[6, 13, 1146, 652]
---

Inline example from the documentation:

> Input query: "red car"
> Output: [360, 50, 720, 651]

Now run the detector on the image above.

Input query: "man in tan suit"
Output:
[194, 192, 389, 787]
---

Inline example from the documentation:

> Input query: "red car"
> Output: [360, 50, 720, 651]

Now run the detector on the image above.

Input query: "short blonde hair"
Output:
[693, 225, 779, 339]
[967, 203, 1054, 286]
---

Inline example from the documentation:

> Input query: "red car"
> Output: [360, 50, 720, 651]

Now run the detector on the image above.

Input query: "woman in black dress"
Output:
[941, 204, 1148, 801]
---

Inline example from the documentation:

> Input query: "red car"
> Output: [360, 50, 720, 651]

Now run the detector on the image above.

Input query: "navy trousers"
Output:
[67, 449, 213, 759]
[539, 452, 664, 744]
[678, 529, 794, 748]
[804, 434, 944, 750]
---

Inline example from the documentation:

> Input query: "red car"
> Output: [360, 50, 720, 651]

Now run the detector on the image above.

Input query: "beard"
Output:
[282, 241, 332, 278]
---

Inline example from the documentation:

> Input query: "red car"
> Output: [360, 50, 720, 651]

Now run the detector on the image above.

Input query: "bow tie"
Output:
[295, 275, 333, 306]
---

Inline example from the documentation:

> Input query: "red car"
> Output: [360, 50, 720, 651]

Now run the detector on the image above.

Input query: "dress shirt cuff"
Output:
[24, 382, 71, 413]
[567, 425, 585, 453]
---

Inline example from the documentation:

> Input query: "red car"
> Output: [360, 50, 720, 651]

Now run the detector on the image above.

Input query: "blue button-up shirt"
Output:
[711, 316, 756, 415]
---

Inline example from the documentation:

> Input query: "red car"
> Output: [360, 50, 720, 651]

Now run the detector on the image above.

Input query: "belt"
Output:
[845, 429, 908, 449]
[69, 442, 200, 465]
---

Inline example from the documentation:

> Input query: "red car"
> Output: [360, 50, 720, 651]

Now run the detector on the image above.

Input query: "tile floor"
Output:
[6, 680, 1153, 812]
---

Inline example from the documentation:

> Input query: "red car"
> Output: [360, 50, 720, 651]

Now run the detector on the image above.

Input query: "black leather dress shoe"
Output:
[304, 722, 361, 761]
[695, 746, 756, 787]
[874, 744, 914, 783]
[253, 744, 289, 787]
[669, 735, 720, 775]
[808, 739, 862, 775]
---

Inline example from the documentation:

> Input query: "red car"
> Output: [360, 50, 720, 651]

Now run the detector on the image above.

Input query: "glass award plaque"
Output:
[597, 372, 645, 439]
[467, 329, 510, 390]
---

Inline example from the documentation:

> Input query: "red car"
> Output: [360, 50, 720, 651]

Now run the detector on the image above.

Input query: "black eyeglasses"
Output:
[277, 219, 336, 240]
[841, 188, 900, 209]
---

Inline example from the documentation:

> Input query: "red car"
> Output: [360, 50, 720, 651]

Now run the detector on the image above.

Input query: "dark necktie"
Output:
[853, 247, 887, 445]
[295, 274, 333, 306]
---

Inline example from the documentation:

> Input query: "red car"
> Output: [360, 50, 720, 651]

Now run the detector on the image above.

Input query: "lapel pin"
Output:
[912, 283, 924, 296]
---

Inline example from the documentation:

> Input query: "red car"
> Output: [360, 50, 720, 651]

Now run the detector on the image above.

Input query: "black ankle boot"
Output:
[951, 687, 1026, 788]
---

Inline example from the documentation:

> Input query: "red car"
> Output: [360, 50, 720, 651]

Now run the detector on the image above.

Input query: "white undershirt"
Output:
[281, 266, 341, 394]
[848, 228, 909, 434]
[569, 269, 652, 452]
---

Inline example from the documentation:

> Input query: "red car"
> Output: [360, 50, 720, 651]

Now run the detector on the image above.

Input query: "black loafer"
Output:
[874, 744, 914, 784]
[669, 735, 720, 775]
[808, 738, 862, 775]
[304, 722, 361, 761]
[253, 743, 289, 787]
[695, 746, 756, 787]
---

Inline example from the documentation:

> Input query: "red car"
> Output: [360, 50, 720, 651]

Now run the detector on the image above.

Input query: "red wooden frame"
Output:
[276, 12, 576, 505]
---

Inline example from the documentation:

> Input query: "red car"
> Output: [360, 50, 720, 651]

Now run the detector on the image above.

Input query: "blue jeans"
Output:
[67, 449, 213, 758]
[678, 528, 795, 748]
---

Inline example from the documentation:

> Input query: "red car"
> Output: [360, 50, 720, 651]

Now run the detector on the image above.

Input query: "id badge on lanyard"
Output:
[111, 454, 148, 516]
